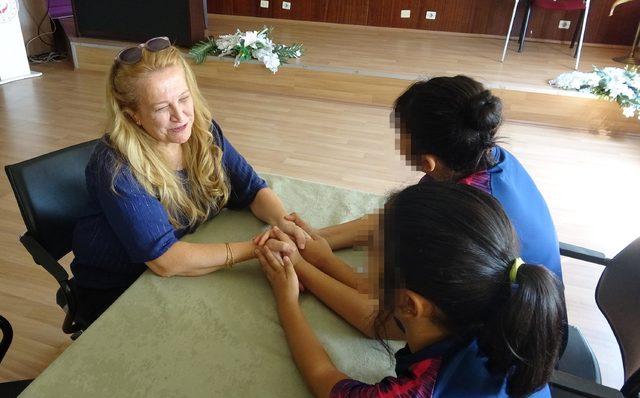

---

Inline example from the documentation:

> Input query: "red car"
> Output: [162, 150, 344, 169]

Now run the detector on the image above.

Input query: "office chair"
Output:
[551, 238, 640, 397]
[5, 140, 98, 339]
[0, 315, 32, 397]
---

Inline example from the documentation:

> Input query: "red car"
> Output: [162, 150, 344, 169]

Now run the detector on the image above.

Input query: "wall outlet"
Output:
[282, 1, 291, 10]
[260, 0, 269, 8]
[400, 9, 411, 18]
[558, 20, 571, 29]
[425, 11, 437, 20]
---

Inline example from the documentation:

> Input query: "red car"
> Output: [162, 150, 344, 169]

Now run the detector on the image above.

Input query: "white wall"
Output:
[18, 0, 53, 56]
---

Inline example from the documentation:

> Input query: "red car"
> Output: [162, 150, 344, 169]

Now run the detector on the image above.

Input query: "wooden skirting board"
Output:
[69, 38, 640, 135]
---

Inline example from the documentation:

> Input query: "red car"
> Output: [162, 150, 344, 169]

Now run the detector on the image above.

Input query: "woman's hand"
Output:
[264, 226, 304, 266]
[284, 212, 315, 235]
[253, 213, 310, 251]
[256, 246, 299, 306]
[276, 215, 310, 250]
[255, 226, 307, 292]
[282, 213, 334, 269]
[253, 227, 297, 257]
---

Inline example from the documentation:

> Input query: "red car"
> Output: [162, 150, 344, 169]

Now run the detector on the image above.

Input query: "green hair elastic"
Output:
[509, 258, 524, 283]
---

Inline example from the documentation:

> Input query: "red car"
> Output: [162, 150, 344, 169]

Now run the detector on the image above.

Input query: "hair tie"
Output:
[509, 258, 524, 283]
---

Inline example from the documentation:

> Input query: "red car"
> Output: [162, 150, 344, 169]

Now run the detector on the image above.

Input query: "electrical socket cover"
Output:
[282, 1, 291, 10]
[260, 0, 269, 8]
[425, 11, 436, 20]
[558, 20, 571, 29]
[400, 9, 411, 18]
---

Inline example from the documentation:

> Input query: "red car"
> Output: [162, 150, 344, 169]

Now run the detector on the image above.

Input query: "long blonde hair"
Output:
[105, 45, 229, 229]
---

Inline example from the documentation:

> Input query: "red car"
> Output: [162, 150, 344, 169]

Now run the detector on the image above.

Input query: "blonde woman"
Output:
[71, 37, 306, 326]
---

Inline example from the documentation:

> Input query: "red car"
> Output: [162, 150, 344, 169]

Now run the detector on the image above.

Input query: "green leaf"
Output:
[239, 46, 252, 61]
[275, 43, 305, 63]
[189, 37, 219, 64]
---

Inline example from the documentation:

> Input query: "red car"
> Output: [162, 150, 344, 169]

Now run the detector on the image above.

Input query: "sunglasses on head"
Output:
[115, 36, 172, 65]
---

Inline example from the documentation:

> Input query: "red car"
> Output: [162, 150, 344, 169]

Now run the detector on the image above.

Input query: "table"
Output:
[20, 174, 403, 397]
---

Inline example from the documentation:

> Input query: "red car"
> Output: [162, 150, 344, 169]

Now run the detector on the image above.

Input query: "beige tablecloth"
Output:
[20, 174, 403, 397]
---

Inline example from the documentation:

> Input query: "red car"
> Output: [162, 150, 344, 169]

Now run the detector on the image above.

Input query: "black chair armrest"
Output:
[0, 315, 13, 363]
[19, 232, 69, 282]
[19, 233, 83, 335]
[551, 370, 623, 398]
[559, 242, 609, 266]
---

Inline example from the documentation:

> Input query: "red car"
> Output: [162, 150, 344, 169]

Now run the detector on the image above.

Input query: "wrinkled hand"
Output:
[252, 213, 310, 251]
[276, 215, 310, 250]
[256, 246, 299, 306]
[254, 226, 306, 292]
[284, 212, 315, 236]
[263, 226, 304, 266]
[282, 212, 333, 268]
[253, 227, 297, 257]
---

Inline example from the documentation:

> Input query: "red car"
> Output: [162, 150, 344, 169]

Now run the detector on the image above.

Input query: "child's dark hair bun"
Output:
[465, 90, 503, 137]
[394, 76, 504, 174]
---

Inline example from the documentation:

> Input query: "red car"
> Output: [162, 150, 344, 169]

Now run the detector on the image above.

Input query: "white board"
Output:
[0, 0, 42, 84]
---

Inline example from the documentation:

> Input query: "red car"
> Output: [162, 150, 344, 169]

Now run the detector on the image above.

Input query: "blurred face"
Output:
[392, 114, 419, 168]
[368, 213, 407, 330]
[397, 132, 414, 163]
[392, 115, 451, 179]
[130, 65, 194, 148]
[363, 212, 384, 298]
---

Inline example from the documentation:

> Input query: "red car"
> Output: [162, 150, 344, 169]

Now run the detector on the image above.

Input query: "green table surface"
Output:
[20, 174, 403, 397]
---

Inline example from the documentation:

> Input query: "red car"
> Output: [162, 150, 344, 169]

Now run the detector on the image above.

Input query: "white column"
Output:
[0, 0, 42, 85]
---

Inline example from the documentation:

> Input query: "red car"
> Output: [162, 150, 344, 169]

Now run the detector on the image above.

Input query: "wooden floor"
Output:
[1, 51, 639, 388]
[208, 14, 631, 94]
[68, 15, 640, 133]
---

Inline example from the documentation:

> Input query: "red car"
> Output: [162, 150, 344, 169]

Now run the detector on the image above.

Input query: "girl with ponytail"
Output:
[257, 182, 565, 397]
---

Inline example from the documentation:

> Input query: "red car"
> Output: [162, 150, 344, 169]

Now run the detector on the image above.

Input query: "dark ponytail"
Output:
[377, 182, 565, 397]
[479, 263, 565, 397]
[394, 75, 502, 176]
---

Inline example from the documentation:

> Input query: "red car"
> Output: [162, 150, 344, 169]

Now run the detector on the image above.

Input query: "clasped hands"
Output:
[253, 213, 333, 304]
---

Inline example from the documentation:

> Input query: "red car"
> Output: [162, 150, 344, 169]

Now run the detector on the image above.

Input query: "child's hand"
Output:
[264, 226, 304, 266]
[253, 227, 299, 256]
[300, 234, 334, 269]
[253, 213, 312, 250]
[256, 246, 300, 306]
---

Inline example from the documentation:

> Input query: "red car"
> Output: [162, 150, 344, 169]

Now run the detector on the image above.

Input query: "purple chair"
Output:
[48, 0, 73, 19]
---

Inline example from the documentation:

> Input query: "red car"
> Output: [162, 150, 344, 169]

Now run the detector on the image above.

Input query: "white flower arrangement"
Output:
[550, 66, 640, 119]
[189, 26, 304, 73]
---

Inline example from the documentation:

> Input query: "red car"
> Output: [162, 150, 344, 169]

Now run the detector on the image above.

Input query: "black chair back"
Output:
[596, 237, 640, 397]
[4, 140, 98, 334]
[5, 140, 98, 261]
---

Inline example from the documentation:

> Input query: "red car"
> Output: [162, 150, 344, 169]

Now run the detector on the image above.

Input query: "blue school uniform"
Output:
[421, 146, 562, 279]
[331, 337, 551, 398]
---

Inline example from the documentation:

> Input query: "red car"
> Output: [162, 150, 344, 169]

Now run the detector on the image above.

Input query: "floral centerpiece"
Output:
[550, 66, 640, 119]
[189, 26, 304, 73]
